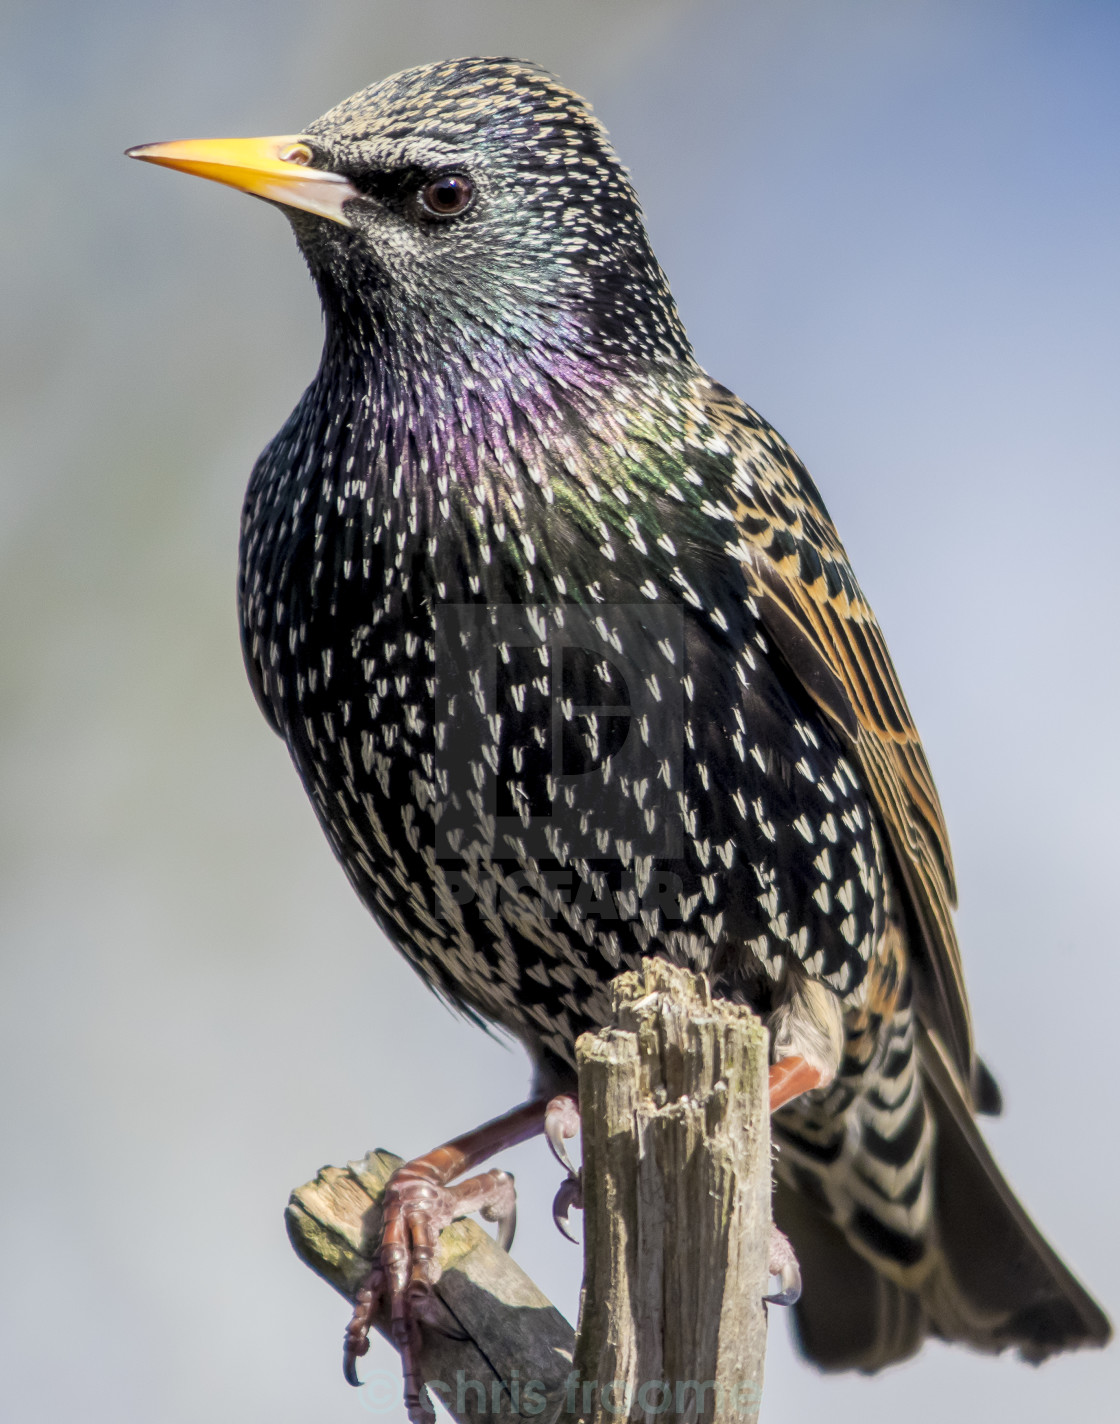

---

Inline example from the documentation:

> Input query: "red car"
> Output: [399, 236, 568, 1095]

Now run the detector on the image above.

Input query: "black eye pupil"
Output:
[423, 175, 472, 216]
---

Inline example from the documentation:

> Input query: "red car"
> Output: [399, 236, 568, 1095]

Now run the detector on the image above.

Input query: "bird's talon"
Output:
[478, 1168, 517, 1250]
[343, 1271, 381, 1385]
[764, 1225, 801, 1306]
[494, 1202, 517, 1251]
[544, 1093, 581, 1175]
[552, 1172, 583, 1243]
[341, 1158, 522, 1395]
[764, 1269, 802, 1307]
[343, 1324, 371, 1386]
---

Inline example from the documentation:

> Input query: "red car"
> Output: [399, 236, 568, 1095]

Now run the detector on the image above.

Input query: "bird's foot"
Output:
[544, 1093, 580, 1172]
[764, 1224, 801, 1306]
[544, 1093, 583, 1242]
[342, 1096, 553, 1418]
[344, 1161, 516, 1417]
[552, 1171, 583, 1241]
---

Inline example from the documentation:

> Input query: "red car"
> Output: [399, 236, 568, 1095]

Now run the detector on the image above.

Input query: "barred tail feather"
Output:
[775, 1027, 1110, 1371]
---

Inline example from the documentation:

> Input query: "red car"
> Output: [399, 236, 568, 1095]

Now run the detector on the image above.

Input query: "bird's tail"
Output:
[775, 1027, 1111, 1371]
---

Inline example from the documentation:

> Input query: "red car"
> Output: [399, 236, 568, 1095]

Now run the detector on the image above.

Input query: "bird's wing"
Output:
[699, 381, 974, 1082]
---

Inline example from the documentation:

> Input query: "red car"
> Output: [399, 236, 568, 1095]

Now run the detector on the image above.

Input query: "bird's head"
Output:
[129, 57, 691, 376]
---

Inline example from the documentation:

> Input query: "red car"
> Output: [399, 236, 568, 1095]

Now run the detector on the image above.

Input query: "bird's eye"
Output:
[420, 174, 474, 218]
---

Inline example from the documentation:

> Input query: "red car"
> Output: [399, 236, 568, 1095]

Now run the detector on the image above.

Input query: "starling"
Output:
[129, 56, 1109, 1411]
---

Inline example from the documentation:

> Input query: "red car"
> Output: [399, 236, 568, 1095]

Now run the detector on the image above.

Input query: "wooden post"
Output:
[571, 959, 770, 1424]
[286, 959, 771, 1423]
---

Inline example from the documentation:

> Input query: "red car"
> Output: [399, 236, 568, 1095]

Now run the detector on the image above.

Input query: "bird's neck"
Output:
[241, 301, 733, 652]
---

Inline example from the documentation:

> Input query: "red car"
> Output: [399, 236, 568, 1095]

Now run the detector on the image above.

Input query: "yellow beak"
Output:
[125, 135, 359, 227]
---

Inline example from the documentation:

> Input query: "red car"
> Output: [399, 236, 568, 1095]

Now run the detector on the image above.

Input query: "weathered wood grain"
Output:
[572, 960, 770, 1424]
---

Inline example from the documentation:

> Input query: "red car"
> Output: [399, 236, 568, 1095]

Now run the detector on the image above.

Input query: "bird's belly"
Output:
[267, 595, 891, 1069]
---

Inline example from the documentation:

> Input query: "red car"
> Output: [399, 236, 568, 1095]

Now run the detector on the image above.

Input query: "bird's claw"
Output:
[543, 1093, 583, 1241]
[552, 1171, 583, 1243]
[343, 1270, 377, 1385]
[544, 1093, 580, 1174]
[480, 1180, 517, 1252]
[763, 1224, 802, 1306]
[343, 1163, 519, 1412]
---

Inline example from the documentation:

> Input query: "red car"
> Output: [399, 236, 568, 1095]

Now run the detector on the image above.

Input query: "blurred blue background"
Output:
[2, 2, 1117, 1421]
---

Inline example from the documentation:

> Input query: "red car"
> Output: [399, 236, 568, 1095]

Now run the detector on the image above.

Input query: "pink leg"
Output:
[764, 1055, 824, 1305]
[769, 1054, 824, 1111]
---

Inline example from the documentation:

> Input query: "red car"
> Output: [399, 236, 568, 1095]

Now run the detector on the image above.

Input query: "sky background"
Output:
[2, 1, 1118, 1421]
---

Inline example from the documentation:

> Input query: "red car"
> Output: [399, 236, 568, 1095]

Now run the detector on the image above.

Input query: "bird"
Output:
[129, 55, 1110, 1417]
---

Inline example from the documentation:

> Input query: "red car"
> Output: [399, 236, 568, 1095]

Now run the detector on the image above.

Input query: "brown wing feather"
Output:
[701, 381, 974, 1081]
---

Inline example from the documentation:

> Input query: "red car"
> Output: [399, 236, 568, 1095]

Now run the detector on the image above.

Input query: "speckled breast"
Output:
[241, 449, 890, 1072]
